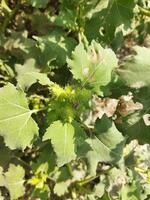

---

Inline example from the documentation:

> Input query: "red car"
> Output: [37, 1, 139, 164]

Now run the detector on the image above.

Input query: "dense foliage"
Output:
[0, 0, 150, 199]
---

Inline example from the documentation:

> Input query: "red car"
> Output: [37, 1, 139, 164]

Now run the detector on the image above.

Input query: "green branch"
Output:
[77, 166, 112, 186]
[138, 5, 150, 17]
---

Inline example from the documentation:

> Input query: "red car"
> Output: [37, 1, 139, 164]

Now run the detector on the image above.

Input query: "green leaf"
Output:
[54, 166, 72, 196]
[88, 176, 106, 199]
[16, 58, 51, 90]
[32, 144, 56, 175]
[53, 0, 80, 31]
[43, 121, 76, 167]
[3, 31, 39, 61]
[68, 40, 118, 94]
[0, 164, 25, 200]
[34, 30, 76, 67]
[100, 192, 111, 200]
[54, 181, 71, 196]
[85, 0, 136, 45]
[93, 180, 106, 198]
[86, 116, 124, 175]
[0, 137, 12, 168]
[0, 83, 39, 150]
[119, 87, 150, 144]
[118, 46, 150, 88]
[85, 0, 109, 19]
[29, 12, 51, 35]
[117, 111, 150, 144]
[120, 169, 143, 200]
[73, 121, 91, 157]
[31, 185, 50, 200]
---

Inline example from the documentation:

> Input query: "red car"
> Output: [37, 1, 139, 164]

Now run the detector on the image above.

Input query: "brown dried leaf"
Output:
[117, 93, 143, 117]
[87, 95, 119, 124]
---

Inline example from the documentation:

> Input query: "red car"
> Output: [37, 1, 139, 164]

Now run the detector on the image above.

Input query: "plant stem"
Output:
[138, 5, 150, 17]
[75, 184, 92, 194]
[67, 163, 73, 176]
[12, 156, 31, 169]
[33, 107, 48, 113]
[37, 140, 50, 151]
[77, 167, 112, 186]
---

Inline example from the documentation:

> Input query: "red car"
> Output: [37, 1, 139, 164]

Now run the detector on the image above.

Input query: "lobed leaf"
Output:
[118, 46, 150, 88]
[0, 164, 25, 200]
[16, 58, 51, 90]
[68, 40, 118, 94]
[0, 83, 39, 150]
[86, 115, 125, 175]
[43, 121, 76, 167]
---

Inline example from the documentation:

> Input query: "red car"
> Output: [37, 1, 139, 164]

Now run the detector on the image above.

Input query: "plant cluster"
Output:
[0, 0, 150, 199]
